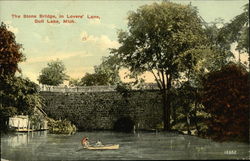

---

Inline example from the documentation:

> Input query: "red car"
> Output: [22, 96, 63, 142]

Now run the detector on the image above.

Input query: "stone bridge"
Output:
[40, 88, 163, 131]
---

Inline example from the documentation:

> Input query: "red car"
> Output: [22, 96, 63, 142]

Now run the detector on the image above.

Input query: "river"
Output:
[1, 131, 249, 160]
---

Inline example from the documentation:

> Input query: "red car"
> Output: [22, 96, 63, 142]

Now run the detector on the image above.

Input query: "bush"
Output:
[0, 76, 41, 116]
[0, 106, 18, 132]
[115, 83, 132, 97]
[47, 118, 76, 134]
[202, 63, 249, 142]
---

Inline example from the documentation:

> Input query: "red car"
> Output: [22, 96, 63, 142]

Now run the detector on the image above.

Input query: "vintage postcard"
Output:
[0, 0, 249, 160]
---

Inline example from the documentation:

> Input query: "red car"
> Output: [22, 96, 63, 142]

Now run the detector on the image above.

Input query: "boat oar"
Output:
[76, 148, 85, 152]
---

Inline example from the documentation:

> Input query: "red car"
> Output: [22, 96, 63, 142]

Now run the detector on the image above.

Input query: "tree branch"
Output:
[151, 69, 163, 89]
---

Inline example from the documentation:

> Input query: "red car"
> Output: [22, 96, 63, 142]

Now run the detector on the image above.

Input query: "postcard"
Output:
[0, 0, 249, 160]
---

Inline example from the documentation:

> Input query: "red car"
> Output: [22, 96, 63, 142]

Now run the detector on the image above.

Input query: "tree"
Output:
[200, 20, 234, 71]
[38, 59, 69, 86]
[95, 56, 121, 85]
[0, 76, 42, 115]
[80, 72, 108, 86]
[111, 2, 206, 130]
[80, 56, 121, 86]
[0, 22, 42, 132]
[0, 76, 43, 131]
[174, 5, 249, 134]
[219, 3, 249, 60]
[69, 78, 81, 86]
[202, 63, 249, 142]
[0, 22, 25, 77]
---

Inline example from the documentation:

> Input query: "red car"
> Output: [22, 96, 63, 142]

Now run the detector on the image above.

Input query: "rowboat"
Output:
[84, 144, 119, 150]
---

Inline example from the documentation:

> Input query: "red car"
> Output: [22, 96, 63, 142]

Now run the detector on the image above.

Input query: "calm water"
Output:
[1, 131, 249, 160]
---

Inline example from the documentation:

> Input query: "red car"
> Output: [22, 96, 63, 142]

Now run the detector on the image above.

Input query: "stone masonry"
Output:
[40, 90, 163, 130]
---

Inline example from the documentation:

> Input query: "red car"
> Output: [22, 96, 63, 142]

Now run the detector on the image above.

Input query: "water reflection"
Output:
[4, 131, 47, 148]
[1, 131, 249, 160]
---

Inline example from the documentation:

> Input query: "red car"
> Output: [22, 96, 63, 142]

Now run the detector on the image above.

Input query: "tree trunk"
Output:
[172, 104, 177, 126]
[193, 94, 200, 136]
[186, 68, 191, 135]
[162, 89, 168, 131]
[166, 90, 171, 130]
[186, 113, 191, 135]
[161, 70, 168, 131]
[160, 70, 172, 131]
[238, 52, 241, 63]
[166, 74, 172, 131]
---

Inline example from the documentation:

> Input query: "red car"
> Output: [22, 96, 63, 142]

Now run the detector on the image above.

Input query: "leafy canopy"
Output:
[111, 2, 206, 89]
[0, 22, 26, 77]
[80, 56, 120, 86]
[38, 59, 69, 85]
[0, 22, 42, 118]
[219, 3, 249, 54]
[202, 63, 249, 142]
[110, 2, 208, 131]
[0, 76, 42, 117]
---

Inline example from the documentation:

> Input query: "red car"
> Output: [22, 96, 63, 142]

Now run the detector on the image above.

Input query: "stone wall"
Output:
[39, 84, 159, 93]
[39, 85, 117, 93]
[40, 90, 163, 130]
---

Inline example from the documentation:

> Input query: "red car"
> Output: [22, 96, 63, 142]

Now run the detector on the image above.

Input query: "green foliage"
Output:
[220, 3, 249, 54]
[237, 26, 249, 54]
[201, 21, 234, 72]
[173, 5, 249, 136]
[111, 2, 207, 131]
[29, 108, 47, 130]
[80, 56, 121, 86]
[95, 56, 121, 84]
[115, 83, 132, 97]
[0, 76, 42, 116]
[203, 3, 249, 69]
[112, 2, 205, 76]
[156, 122, 164, 131]
[173, 8, 249, 135]
[0, 106, 17, 118]
[47, 117, 76, 134]
[202, 63, 249, 142]
[69, 78, 81, 86]
[170, 82, 209, 135]
[80, 72, 109, 86]
[0, 22, 43, 132]
[198, 6, 248, 72]
[0, 107, 14, 132]
[0, 22, 26, 77]
[38, 59, 69, 86]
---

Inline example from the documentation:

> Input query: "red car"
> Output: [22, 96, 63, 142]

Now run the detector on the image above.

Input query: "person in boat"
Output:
[81, 137, 90, 148]
[95, 139, 103, 146]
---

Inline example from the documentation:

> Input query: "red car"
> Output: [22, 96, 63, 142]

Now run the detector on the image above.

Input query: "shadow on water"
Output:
[1, 131, 249, 160]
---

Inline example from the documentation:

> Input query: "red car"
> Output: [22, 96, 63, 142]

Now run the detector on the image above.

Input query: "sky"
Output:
[0, 0, 248, 84]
